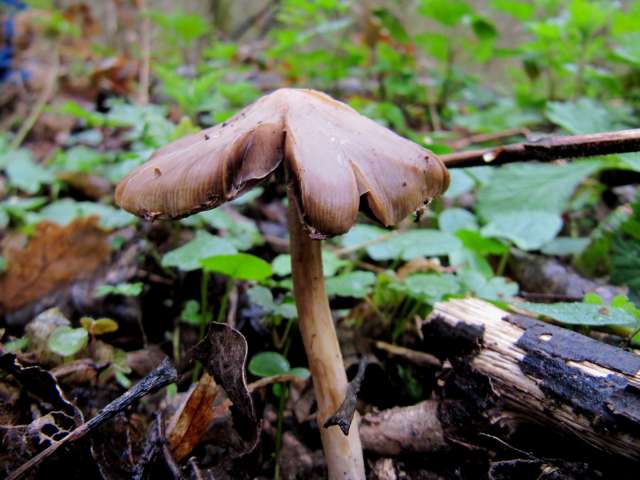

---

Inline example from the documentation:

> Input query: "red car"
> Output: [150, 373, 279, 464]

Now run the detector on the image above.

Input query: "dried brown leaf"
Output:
[0, 217, 111, 312]
[166, 372, 226, 461]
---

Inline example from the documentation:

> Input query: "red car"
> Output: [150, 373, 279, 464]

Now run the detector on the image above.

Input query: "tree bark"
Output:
[287, 188, 365, 480]
[441, 128, 640, 168]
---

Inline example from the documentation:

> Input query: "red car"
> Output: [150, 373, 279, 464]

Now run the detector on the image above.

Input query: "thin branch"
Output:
[137, 0, 151, 106]
[8, 359, 177, 480]
[10, 47, 59, 150]
[440, 129, 640, 168]
[446, 127, 531, 150]
[324, 356, 368, 436]
[247, 372, 306, 392]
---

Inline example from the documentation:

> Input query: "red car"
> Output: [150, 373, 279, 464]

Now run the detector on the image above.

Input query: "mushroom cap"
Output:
[115, 88, 449, 237]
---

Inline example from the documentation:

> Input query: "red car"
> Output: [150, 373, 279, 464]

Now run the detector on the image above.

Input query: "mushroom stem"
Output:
[287, 189, 366, 480]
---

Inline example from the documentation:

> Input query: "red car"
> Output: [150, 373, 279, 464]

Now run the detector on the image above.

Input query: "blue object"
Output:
[1, 0, 27, 83]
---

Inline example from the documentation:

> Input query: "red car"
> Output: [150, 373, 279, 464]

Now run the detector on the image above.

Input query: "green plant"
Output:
[47, 326, 88, 358]
[248, 350, 309, 479]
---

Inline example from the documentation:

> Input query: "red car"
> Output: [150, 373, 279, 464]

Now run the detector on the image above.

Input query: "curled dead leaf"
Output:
[193, 322, 258, 458]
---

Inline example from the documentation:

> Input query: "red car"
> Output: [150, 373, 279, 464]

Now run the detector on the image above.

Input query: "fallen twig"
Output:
[8, 358, 177, 480]
[247, 372, 307, 392]
[136, 0, 151, 106]
[374, 340, 442, 368]
[447, 127, 531, 150]
[441, 129, 640, 168]
[324, 356, 368, 436]
[10, 46, 59, 149]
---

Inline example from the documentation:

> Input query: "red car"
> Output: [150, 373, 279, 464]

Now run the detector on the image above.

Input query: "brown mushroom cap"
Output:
[115, 88, 449, 237]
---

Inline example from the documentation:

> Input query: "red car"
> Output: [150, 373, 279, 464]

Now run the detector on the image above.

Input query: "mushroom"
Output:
[115, 88, 449, 479]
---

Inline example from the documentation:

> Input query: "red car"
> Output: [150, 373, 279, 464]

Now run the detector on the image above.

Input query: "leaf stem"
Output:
[496, 243, 511, 277]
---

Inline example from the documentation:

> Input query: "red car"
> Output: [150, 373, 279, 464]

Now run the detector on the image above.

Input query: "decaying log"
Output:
[423, 298, 640, 463]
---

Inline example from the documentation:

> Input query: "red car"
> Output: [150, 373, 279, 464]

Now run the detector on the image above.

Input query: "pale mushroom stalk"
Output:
[115, 88, 449, 480]
[287, 186, 365, 479]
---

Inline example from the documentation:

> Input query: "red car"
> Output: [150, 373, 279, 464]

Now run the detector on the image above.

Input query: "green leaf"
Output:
[611, 236, 640, 297]
[338, 224, 387, 248]
[456, 230, 508, 255]
[38, 199, 137, 229]
[51, 146, 108, 173]
[419, 0, 472, 26]
[246, 286, 297, 319]
[366, 230, 460, 261]
[114, 371, 132, 389]
[288, 367, 310, 380]
[89, 318, 119, 335]
[247, 285, 276, 311]
[0, 256, 6, 274]
[489, 0, 534, 20]
[4, 336, 28, 352]
[452, 99, 540, 134]
[180, 300, 205, 326]
[5, 151, 55, 193]
[271, 255, 293, 277]
[182, 208, 263, 250]
[401, 273, 461, 303]
[201, 253, 272, 281]
[48, 326, 89, 357]
[325, 271, 376, 298]
[415, 32, 450, 61]
[541, 237, 590, 256]
[249, 351, 290, 377]
[271, 251, 348, 278]
[372, 8, 409, 42]
[583, 293, 604, 305]
[95, 282, 144, 297]
[459, 270, 519, 300]
[477, 161, 602, 220]
[613, 33, 640, 65]
[448, 246, 494, 278]
[443, 170, 475, 198]
[471, 16, 497, 41]
[439, 208, 478, 233]
[1, 196, 47, 227]
[546, 99, 628, 134]
[481, 210, 563, 250]
[148, 10, 209, 43]
[519, 302, 638, 326]
[57, 101, 115, 127]
[610, 295, 640, 317]
[162, 231, 237, 272]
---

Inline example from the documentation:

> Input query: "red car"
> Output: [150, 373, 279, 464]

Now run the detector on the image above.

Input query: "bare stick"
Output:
[441, 129, 640, 168]
[8, 359, 177, 480]
[446, 127, 531, 150]
[247, 372, 306, 392]
[10, 47, 59, 149]
[324, 356, 368, 436]
[137, 0, 151, 105]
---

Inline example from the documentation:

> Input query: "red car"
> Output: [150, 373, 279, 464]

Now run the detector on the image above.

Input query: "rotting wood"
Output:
[423, 298, 640, 463]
